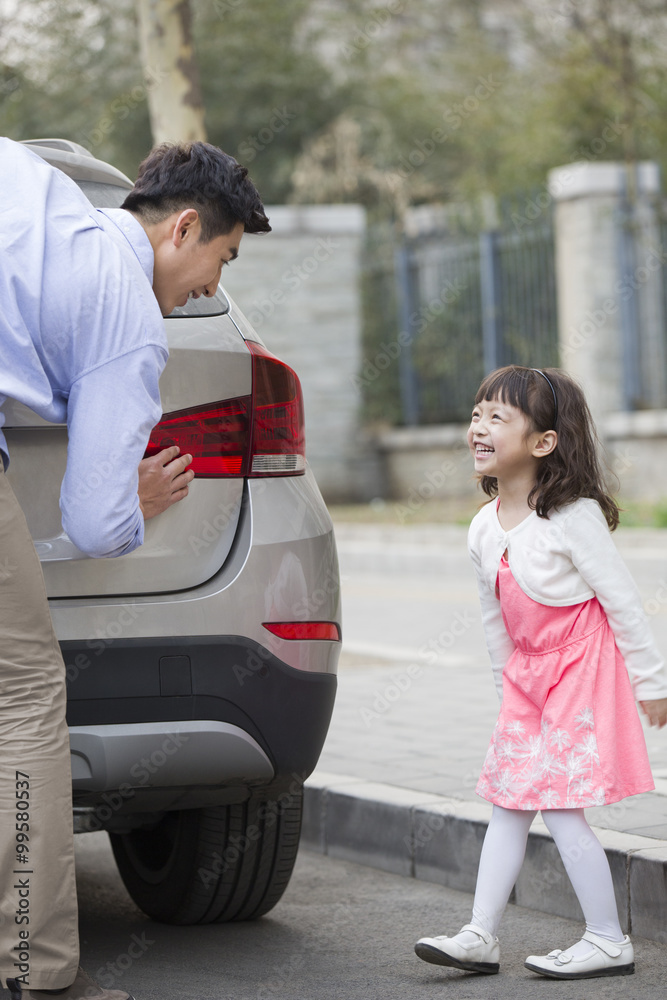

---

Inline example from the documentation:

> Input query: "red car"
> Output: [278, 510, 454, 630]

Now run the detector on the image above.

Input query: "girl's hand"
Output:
[639, 698, 667, 729]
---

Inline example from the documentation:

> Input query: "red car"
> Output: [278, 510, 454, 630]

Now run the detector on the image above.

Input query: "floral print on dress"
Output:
[475, 554, 655, 809]
[478, 707, 608, 809]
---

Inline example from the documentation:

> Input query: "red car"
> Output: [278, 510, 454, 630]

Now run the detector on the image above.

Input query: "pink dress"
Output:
[476, 556, 655, 810]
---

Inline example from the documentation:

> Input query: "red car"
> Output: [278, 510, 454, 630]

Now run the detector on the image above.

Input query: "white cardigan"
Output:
[468, 497, 667, 702]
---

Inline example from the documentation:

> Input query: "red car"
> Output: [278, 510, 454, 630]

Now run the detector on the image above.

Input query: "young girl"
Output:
[415, 365, 667, 980]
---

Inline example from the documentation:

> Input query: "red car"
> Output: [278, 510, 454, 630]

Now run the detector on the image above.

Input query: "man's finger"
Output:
[164, 451, 192, 473]
[152, 445, 181, 465]
[173, 470, 195, 488]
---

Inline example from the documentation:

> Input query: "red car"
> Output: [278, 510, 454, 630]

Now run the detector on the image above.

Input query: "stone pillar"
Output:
[221, 204, 373, 503]
[548, 161, 664, 423]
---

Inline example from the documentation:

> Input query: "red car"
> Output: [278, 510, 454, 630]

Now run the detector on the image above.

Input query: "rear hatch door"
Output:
[3, 142, 248, 598]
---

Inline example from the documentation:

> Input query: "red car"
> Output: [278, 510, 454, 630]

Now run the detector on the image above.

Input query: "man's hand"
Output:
[639, 697, 667, 729]
[138, 446, 194, 520]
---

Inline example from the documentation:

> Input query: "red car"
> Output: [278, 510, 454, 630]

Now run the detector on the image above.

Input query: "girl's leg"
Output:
[469, 804, 537, 936]
[541, 808, 624, 947]
[414, 804, 536, 972]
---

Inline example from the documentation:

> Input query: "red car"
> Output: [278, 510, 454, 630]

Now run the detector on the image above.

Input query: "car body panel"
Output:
[7, 139, 340, 829]
[50, 473, 340, 675]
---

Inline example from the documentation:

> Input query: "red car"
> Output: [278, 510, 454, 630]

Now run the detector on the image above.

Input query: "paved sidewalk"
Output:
[303, 520, 667, 943]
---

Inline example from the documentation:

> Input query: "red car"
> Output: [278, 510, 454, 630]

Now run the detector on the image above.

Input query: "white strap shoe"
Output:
[525, 930, 634, 979]
[415, 922, 500, 974]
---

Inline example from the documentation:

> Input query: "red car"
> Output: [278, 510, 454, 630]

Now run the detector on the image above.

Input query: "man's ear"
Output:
[532, 429, 558, 458]
[171, 208, 200, 247]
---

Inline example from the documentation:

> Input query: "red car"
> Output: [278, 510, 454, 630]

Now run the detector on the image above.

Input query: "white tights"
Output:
[470, 805, 624, 943]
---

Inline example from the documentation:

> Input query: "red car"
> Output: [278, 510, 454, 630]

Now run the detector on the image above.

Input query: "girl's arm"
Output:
[564, 501, 667, 719]
[469, 544, 515, 700]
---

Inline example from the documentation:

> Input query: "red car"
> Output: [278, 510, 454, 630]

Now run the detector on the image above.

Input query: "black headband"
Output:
[531, 369, 558, 427]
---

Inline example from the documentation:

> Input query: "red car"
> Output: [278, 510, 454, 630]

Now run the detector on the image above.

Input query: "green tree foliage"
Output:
[1, 0, 667, 202]
[0, 0, 149, 177]
[193, 0, 348, 202]
[290, 0, 667, 212]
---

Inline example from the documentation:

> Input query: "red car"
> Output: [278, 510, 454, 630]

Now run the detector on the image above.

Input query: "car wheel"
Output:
[108, 788, 303, 924]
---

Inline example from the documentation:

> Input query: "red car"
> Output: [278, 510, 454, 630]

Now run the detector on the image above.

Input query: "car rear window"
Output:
[76, 180, 230, 318]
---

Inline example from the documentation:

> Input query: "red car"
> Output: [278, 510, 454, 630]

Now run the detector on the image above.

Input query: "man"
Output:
[0, 138, 270, 1000]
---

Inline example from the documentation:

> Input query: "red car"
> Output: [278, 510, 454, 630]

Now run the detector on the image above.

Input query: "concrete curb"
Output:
[302, 771, 667, 945]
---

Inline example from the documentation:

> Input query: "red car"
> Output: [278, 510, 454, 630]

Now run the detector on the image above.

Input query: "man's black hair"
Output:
[121, 141, 271, 241]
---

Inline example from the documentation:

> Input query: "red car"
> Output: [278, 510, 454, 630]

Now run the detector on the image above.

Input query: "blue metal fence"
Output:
[394, 212, 559, 425]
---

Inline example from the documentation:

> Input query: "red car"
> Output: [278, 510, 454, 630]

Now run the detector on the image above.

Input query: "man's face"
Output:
[152, 213, 244, 316]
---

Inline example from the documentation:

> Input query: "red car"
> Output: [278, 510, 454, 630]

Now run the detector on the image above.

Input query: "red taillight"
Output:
[247, 341, 305, 475]
[262, 622, 341, 641]
[144, 340, 306, 478]
[144, 398, 251, 476]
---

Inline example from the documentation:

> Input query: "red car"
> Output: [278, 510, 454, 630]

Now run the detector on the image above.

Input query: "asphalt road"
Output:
[22, 832, 666, 1000]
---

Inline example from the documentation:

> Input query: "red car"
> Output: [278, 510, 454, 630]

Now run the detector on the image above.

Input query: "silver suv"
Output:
[5, 139, 341, 925]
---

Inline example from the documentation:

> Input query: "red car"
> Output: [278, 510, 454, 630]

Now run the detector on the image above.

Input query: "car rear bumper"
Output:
[64, 635, 337, 812]
[70, 719, 275, 791]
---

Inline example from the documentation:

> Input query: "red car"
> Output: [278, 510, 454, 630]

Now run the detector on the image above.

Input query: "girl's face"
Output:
[467, 396, 542, 482]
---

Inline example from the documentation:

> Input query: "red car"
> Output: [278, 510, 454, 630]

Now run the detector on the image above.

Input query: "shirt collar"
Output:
[96, 208, 155, 285]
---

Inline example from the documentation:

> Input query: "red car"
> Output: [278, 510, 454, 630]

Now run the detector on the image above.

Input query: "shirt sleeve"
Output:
[563, 502, 667, 701]
[60, 344, 167, 558]
[469, 534, 515, 701]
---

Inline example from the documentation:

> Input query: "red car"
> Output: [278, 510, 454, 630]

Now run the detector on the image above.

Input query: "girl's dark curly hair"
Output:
[475, 365, 619, 530]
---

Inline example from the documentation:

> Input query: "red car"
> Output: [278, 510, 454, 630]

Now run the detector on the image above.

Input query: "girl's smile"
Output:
[467, 397, 541, 481]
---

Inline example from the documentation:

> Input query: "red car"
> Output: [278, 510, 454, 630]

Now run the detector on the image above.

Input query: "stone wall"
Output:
[376, 416, 667, 505]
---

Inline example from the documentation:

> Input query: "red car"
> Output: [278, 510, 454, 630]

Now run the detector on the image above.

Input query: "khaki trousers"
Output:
[0, 465, 79, 990]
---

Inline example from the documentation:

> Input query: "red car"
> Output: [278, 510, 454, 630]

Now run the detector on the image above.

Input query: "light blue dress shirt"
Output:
[0, 138, 168, 557]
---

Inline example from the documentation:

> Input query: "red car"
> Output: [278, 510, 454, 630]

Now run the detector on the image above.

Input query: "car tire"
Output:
[108, 787, 303, 924]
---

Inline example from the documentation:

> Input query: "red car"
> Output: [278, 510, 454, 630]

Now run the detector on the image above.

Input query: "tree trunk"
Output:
[136, 0, 206, 144]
